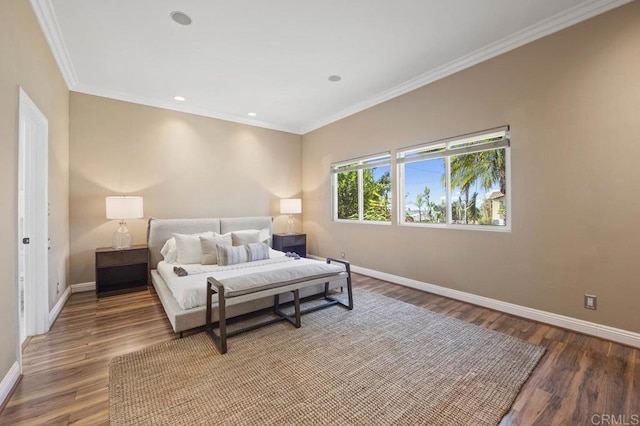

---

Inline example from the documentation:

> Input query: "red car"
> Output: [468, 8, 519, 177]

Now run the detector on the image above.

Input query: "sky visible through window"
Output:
[403, 158, 498, 211]
[404, 159, 445, 210]
[370, 159, 501, 211]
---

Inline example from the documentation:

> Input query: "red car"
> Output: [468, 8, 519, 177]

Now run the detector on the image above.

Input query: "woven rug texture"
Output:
[109, 288, 545, 425]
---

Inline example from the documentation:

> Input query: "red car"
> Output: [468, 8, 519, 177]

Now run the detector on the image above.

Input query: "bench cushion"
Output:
[220, 262, 345, 297]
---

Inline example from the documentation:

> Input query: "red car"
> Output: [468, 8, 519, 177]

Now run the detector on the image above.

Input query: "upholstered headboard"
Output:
[147, 216, 273, 269]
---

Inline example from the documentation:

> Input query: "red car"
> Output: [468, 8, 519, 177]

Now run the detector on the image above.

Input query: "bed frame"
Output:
[147, 217, 349, 335]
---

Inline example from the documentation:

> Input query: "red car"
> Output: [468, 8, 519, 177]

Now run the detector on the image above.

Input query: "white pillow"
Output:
[173, 231, 216, 264]
[199, 234, 232, 265]
[160, 238, 178, 264]
[230, 228, 271, 246]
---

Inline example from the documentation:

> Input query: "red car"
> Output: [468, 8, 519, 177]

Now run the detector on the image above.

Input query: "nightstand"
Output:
[272, 233, 306, 258]
[95, 245, 149, 297]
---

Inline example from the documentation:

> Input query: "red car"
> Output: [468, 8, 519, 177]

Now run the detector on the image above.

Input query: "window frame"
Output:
[397, 126, 511, 232]
[331, 152, 392, 225]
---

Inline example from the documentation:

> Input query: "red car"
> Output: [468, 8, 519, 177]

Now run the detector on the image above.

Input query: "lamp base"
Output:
[113, 221, 132, 250]
[287, 214, 295, 234]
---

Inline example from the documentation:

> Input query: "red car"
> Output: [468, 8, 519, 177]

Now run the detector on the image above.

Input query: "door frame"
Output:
[17, 87, 49, 370]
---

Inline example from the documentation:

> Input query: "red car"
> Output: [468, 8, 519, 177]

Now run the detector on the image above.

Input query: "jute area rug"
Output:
[109, 289, 545, 425]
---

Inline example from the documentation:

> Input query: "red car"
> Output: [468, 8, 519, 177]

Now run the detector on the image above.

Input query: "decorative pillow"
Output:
[160, 237, 178, 264]
[230, 228, 270, 246]
[173, 231, 216, 264]
[217, 242, 270, 266]
[199, 234, 232, 265]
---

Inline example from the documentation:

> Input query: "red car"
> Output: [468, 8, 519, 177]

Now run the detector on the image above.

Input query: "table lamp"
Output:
[280, 198, 301, 234]
[106, 196, 144, 249]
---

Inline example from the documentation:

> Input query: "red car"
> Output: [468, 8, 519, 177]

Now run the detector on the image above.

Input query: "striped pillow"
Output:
[216, 242, 270, 266]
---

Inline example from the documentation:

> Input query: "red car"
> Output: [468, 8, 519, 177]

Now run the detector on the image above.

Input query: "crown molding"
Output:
[72, 82, 302, 134]
[29, 0, 78, 88]
[300, 0, 632, 134]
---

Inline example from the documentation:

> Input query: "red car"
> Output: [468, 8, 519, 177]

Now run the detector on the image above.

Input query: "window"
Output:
[397, 126, 510, 229]
[332, 153, 391, 223]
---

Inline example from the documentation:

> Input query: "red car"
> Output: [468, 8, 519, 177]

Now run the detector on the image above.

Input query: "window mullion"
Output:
[397, 162, 404, 224]
[332, 172, 337, 221]
[446, 155, 452, 225]
[358, 167, 364, 221]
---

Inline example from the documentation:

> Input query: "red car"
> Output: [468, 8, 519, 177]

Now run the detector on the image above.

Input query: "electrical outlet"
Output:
[584, 294, 597, 310]
[340, 252, 345, 259]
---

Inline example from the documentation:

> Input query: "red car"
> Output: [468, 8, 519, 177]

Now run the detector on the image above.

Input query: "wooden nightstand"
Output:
[272, 233, 306, 258]
[95, 245, 149, 297]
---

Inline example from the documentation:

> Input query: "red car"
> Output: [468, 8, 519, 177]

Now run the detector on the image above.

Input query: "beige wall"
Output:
[69, 93, 302, 284]
[0, 1, 69, 381]
[302, 2, 640, 332]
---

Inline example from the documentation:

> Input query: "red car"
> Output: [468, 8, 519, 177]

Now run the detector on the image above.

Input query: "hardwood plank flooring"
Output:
[1, 274, 639, 425]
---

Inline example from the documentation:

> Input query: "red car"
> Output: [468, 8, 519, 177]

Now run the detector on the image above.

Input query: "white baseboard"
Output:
[71, 281, 95, 293]
[309, 255, 640, 348]
[0, 362, 21, 409]
[49, 286, 71, 327]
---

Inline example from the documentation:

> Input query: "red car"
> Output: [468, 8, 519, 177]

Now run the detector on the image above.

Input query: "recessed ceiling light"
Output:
[248, 112, 257, 117]
[170, 11, 192, 26]
[174, 96, 186, 102]
[328, 75, 342, 82]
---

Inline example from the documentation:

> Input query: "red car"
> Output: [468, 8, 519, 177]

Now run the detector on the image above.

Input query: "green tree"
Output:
[414, 193, 425, 222]
[337, 170, 358, 219]
[468, 192, 479, 223]
[337, 168, 391, 221]
[423, 187, 432, 221]
[451, 195, 460, 223]
[411, 186, 433, 223]
[364, 170, 391, 221]
[449, 145, 506, 225]
[431, 201, 445, 223]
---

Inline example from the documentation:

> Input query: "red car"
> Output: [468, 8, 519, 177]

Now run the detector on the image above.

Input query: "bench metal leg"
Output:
[293, 289, 301, 328]
[206, 279, 228, 354]
[327, 258, 353, 310]
[274, 290, 301, 328]
[298, 258, 354, 316]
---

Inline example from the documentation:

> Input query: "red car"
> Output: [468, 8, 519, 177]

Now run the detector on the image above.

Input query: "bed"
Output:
[147, 216, 350, 335]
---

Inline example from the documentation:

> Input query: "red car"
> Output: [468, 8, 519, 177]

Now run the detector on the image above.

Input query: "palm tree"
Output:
[450, 146, 506, 224]
[431, 201, 444, 223]
[468, 192, 479, 223]
[414, 193, 425, 222]
[423, 187, 432, 221]
[451, 148, 506, 195]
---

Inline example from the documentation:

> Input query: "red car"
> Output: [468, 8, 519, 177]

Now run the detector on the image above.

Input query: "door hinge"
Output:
[22, 237, 30, 244]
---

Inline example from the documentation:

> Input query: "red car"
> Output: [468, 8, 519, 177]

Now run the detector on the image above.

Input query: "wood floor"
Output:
[1, 274, 638, 425]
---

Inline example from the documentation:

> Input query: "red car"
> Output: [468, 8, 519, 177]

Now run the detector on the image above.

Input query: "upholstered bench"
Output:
[205, 258, 352, 354]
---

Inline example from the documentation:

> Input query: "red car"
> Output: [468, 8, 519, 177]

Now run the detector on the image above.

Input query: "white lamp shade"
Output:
[280, 198, 301, 214]
[106, 196, 144, 219]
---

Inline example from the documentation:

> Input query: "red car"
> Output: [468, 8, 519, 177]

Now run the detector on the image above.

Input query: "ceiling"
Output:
[32, 0, 628, 134]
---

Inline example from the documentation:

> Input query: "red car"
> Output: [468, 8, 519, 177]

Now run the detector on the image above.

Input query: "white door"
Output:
[17, 88, 49, 353]
[18, 106, 33, 346]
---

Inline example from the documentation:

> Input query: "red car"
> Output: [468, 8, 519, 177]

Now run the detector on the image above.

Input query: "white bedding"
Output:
[157, 250, 343, 310]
